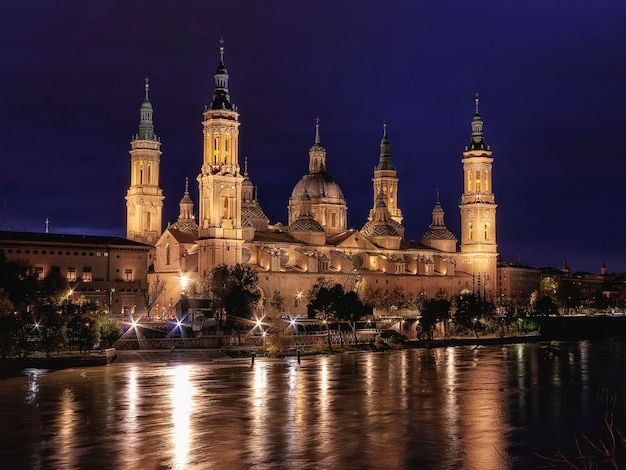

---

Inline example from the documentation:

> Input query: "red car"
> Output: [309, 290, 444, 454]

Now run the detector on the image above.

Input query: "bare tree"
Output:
[145, 275, 166, 320]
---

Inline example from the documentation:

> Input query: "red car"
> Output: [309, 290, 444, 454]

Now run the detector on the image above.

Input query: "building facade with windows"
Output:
[131, 44, 499, 318]
[0, 231, 152, 316]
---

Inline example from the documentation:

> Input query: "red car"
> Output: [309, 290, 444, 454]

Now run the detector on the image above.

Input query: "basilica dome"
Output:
[290, 173, 345, 202]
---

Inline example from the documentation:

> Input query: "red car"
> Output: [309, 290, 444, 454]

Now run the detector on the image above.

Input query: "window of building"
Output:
[42, 250, 46, 255]
[166, 244, 171, 265]
[33, 266, 44, 279]
[25, 250, 30, 254]
[67, 267, 76, 281]
[82, 252, 86, 256]
[83, 267, 92, 282]
[33, 250, 38, 254]
[125, 269, 133, 281]
[146, 212, 151, 231]
[223, 197, 230, 219]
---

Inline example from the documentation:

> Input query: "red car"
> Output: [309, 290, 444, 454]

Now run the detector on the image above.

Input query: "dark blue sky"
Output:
[2, 1, 626, 274]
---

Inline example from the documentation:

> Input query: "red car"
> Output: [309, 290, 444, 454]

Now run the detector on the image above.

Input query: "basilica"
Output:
[125, 45, 498, 317]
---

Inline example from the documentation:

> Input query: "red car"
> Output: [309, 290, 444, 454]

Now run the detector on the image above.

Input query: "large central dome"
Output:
[290, 173, 345, 201]
[288, 120, 348, 237]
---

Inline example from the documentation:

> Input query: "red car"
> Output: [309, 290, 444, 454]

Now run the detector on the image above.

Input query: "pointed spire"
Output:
[377, 121, 395, 170]
[137, 77, 155, 141]
[244, 156, 249, 176]
[309, 117, 326, 173]
[469, 92, 486, 151]
[315, 117, 321, 145]
[210, 39, 232, 110]
[184, 176, 189, 195]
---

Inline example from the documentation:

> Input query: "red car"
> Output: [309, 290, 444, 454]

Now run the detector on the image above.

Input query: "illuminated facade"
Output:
[125, 79, 164, 245]
[135, 45, 499, 317]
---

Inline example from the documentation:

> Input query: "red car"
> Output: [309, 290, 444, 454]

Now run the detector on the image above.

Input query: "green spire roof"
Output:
[210, 39, 233, 110]
[377, 122, 395, 170]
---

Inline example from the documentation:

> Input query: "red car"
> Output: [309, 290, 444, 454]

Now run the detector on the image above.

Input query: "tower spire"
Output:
[469, 92, 486, 151]
[137, 77, 155, 141]
[211, 39, 232, 110]
[377, 122, 394, 170]
[309, 117, 326, 173]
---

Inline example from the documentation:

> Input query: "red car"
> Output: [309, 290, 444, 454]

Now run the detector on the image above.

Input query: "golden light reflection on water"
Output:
[248, 361, 269, 466]
[169, 365, 195, 470]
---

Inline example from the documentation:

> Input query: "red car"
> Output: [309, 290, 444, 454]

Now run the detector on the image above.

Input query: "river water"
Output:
[1, 340, 626, 470]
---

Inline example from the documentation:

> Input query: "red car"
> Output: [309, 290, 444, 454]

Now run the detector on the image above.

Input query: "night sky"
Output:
[2, 1, 626, 274]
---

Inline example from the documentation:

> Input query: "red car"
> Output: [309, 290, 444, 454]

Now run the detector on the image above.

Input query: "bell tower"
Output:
[196, 41, 244, 275]
[459, 95, 498, 293]
[370, 123, 404, 238]
[125, 78, 164, 245]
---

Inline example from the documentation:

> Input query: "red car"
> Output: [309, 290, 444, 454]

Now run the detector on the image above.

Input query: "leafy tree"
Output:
[557, 281, 581, 312]
[308, 283, 344, 350]
[209, 264, 261, 330]
[453, 293, 494, 338]
[534, 296, 559, 316]
[99, 319, 123, 348]
[336, 290, 371, 345]
[265, 321, 293, 357]
[419, 297, 451, 340]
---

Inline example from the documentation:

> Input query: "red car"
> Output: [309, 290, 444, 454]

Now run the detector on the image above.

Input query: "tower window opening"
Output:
[213, 137, 220, 162]
[146, 212, 151, 231]
[147, 164, 152, 185]
[223, 196, 230, 219]
[166, 244, 171, 265]
[469, 222, 474, 241]
[484, 223, 489, 240]
[139, 166, 143, 185]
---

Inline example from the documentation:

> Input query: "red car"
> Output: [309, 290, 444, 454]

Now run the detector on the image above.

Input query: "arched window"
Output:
[468, 222, 473, 241]
[484, 223, 489, 240]
[146, 212, 151, 231]
[213, 136, 220, 162]
[147, 164, 151, 185]
[475, 170, 481, 192]
[223, 196, 230, 219]
[139, 166, 143, 185]
[166, 244, 171, 265]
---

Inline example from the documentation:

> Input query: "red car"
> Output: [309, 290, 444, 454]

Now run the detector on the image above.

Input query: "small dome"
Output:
[290, 216, 325, 232]
[291, 173, 345, 201]
[361, 220, 398, 237]
[421, 228, 457, 241]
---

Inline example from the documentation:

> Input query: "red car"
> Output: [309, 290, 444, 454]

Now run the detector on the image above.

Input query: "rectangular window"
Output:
[125, 269, 133, 281]
[33, 266, 44, 279]
[67, 267, 76, 281]
[81, 252, 86, 256]
[33, 250, 38, 254]
[25, 250, 30, 254]
[42, 250, 46, 255]
[82, 267, 92, 282]
[16, 249, 21, 253]
[74, 252, 78, 256]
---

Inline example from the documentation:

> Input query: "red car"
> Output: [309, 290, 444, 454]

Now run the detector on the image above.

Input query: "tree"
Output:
[557, 281, 581, 313]
[209, 264, 261, 329]
[453, 293, 494, 338]
[269, 289, 285, 318]
[308, 282, 344, 350]
[144, 275, 166, 320]
[534, 296, 559, 316]
[419, 297, 451, 340]
[336, 290, 371, 345]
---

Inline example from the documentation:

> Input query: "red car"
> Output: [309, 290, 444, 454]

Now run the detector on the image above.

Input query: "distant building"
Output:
[0, 231, 152, 316]
[496, 262, 541, 302]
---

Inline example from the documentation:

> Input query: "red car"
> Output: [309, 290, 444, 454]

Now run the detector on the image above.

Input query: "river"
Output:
[1, 340, 625, 469]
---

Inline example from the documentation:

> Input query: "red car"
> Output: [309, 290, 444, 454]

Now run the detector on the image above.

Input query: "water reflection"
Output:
[1, 341, 626, 469]
[170, 365, 195, 469]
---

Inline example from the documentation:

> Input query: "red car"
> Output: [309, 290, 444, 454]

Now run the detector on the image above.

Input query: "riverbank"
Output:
[0, 348, 117, 378]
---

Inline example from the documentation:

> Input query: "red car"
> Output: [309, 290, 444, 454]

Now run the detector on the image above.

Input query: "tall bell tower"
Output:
[459, 95, 498, 293]
[125, 79, 164, 245]
[197, 41, 244, 276]
[370, 123, 404, 238]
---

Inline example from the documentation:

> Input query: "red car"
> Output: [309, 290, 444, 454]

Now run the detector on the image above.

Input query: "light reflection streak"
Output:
[169, 365, 195, 470]
[445, 348, 461, 461]
[122, 366, 139, 461]
[58, 387, 76, 469]
[249, 362, 268, 466]
[24, 368, 46, 405]
[285, 362, 298, 454]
